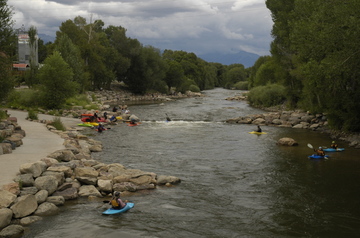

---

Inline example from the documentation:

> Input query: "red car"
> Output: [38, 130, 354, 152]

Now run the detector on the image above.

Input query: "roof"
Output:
[13, 64, 30, 70]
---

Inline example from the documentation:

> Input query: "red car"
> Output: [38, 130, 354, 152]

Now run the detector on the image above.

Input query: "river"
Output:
[24, 88, 360, 237]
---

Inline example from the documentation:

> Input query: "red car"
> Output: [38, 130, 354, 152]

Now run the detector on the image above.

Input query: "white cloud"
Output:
[8, 0, 273, 56]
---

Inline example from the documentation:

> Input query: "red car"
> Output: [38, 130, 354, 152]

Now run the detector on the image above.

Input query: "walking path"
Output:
[0, 110, 80, 187]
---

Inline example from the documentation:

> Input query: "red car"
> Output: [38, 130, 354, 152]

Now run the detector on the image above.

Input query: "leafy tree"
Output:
[164, 60, 184, 92]
[0, 0, 16, 101]
[37, 51, 78, 109]
[55, 34, 88, 92]
[125, 46, 166, 94]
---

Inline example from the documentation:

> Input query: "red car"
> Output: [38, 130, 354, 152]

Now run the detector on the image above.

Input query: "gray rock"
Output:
[78, 185, 102, 197]
[34, 202, 60, 216]
[53, 187, 78, 200]
[0, 208, 13, 229]
[156, 175, 181, 185]
[19, 186, 39, 196]
[277, 137, 299, 146]
[19, 161, 47, 178]
[46, 196, 65, 206]
[10, 194, 38, 219]
[20, 215, 43, 226]
[35, 190, 49, 204]
[0, 190, 17, 209]
[0, 224, 24, 238]
[34, 176, 59, 195]
[14, 173, 35, 187]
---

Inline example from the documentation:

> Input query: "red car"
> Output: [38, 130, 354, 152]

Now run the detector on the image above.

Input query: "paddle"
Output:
[307, 143, 313, 149]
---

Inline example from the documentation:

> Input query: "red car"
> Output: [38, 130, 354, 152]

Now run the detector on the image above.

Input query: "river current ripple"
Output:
[25, 88, 360, 238]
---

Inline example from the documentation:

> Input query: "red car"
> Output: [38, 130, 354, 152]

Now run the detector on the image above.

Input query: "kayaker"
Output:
[166, 113, 171, 122]
[330, 141, 338, 149]
[314, 147, 325, 156]
[97, 123, 105, 133]
[109, 191, 126, 209]
[256, 125, 262, 133]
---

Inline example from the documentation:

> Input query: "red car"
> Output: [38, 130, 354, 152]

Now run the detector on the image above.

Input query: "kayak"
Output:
[77, 123, 94, 127]
[323, 148, 345, 152]
[128, 123, 138, 127]
[248, 131, 267, 135]
[308, 154, 329, 159]
[102, 202, 134, 215]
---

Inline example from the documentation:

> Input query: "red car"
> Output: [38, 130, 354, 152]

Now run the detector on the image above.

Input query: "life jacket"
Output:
[111, 199, 119, 207]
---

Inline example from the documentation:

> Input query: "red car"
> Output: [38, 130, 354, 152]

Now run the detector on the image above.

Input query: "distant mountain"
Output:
[198, 51, 260, 68]
[38, 34, 55, 44]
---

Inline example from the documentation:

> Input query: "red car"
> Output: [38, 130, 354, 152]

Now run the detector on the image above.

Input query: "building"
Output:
[16, 29, 38, 66]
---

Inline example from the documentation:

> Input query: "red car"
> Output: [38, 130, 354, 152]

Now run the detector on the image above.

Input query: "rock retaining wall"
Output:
[0, 118, 181, 237]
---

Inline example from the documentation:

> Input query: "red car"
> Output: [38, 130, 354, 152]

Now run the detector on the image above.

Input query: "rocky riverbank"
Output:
[226, 108, 360, 149]
[0, 114, 181, 237]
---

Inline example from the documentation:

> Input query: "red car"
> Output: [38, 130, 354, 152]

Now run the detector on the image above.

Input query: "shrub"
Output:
[27, 110, 38, 120]
[189, 84, 200, 92]
[248, 84, 286, 107]
[0, 109, 8, 120]
[6, 89, 40, 109]
[48, 117, 66, 131]
[233, 81, 249, 90]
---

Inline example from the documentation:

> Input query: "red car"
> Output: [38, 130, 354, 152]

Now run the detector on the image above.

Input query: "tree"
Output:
[164, 60, 184, 92]
[55, 34, 88, 92]
[0, 0, 16, 101]
[37, 51, 78, 109]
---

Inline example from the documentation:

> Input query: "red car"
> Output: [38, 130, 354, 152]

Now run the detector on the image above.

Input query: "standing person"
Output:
[103, 111, 108, 120]
[109, 191, 126, 209]
[256, 125, 262, 133]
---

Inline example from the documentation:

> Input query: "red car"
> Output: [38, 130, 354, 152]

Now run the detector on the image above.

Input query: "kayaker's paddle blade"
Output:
[307, 143, 313, 149]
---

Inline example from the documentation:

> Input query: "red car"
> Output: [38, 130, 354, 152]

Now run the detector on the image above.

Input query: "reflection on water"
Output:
[24, 89, 360, 237]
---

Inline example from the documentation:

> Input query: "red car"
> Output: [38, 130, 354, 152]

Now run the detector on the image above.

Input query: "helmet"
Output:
[114, 191, 120, 197]
[319, 147, 322, 149]
[332, 141, 335, 143]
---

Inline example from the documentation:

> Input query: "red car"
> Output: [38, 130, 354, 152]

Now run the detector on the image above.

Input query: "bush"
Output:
[6, 89, 40, 109]
[189, 84, 200, 92]
[65, 94, 92, 109]
[248, 84, 286, 107]
[27, 110, 38, 120]
[233, 81, 249, 90]
[48, 117, 66, 131]
[0, 109, 8, 120]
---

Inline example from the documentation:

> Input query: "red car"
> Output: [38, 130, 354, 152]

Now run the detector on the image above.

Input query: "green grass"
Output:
[48, 117, 66, 131]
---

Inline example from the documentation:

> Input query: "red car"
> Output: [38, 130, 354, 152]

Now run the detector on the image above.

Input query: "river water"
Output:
[24, 88, 360, 238]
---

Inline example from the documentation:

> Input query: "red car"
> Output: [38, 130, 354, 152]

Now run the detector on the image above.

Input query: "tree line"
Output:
[247, 0, 360, 132]
[0, 0, 248, 109]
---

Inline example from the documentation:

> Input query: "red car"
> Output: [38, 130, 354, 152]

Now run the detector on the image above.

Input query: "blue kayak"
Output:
[308, 154, 329, 159]
[323, 148, 345, 152]
[102, 202, 134, 215]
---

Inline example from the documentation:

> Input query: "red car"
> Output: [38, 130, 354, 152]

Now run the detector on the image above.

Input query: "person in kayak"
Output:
[256, 125, 262, 133]
[314, 147, 325, 156]
[330, 141, 338, 149]
[110, 191, 126, 209]
[166, 113, 171, 122]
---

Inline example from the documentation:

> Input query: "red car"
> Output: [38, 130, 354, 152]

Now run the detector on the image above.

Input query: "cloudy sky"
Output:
[8, 0, 273, 56]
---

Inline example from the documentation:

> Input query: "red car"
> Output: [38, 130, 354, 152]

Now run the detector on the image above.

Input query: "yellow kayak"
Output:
[248, 131, 267, 135]
[84, 122, 99, 126]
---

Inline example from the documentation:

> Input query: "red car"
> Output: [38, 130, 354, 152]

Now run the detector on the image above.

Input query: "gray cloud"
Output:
[9, 0, 273, 56]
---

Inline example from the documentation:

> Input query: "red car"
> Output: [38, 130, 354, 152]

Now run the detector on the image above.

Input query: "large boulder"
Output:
[0, 208, 13, 229]
[19, 161, 47, 178]
[0, 224, 24, 238]
[46, 196, 65, 206]
[53, 187, 78, 200]
[48, 149, 76, 162]
[34, 176, 59, 195]
[156, 175, 181, 185]
[35, 190, 49, 204]
[20, 215, 43, 226]
[10, 194, 38, 218]
[97, 179, 113, 193]
[34, 202, 60, 216]
[0, 190, 17, 209]
[78, 185, 102, 197]
[277, 137, 299, 146]
[14, 173, 35, 187]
